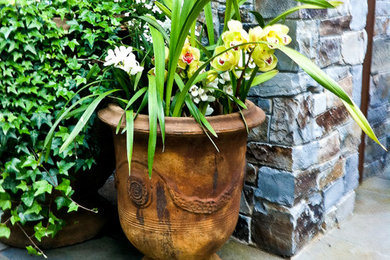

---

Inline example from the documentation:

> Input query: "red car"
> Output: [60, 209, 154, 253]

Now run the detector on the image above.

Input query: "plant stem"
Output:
[235, 50, 253, 99]
[17, 223, 48, 259]
[68, 197, 98, 214]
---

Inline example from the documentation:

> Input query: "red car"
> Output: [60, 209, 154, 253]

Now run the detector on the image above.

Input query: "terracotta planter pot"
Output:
[98, 101, 265, 260]
[0, 196, 109, 249]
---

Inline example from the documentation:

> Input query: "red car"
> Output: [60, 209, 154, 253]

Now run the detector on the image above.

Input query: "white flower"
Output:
[190, 85, 199, 97]
[219, 71, 231, 84]
[200, 92, 208, 102]
[223, 85, 234, 96]
[104, 46, 144, 75]
[205, 105, 214, 116]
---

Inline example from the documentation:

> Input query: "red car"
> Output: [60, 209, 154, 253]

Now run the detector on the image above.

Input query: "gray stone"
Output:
[296, 20, 320, 60]
[363, 159, 385, 179]
[327, 0, 351, 18]
[367, 103, 388, 125]
[374, 17, 390, 36]
[255, 167, 295, 207]
[248, 115, 269, 143]
[322, 190, 355, 231]
[255, 0, 298, 19]
[233, 214, 251, 243]
[376, 1, 390, 17]
[338, 120, 362, 155]
[292, 141, 321, 171]
[364, 135, 388, 165]
[335, 190, 356, 222]
[98, 174, 117, 206]
[299, 8, 328, 20]
[269, 93, 321, 146]
[370, 72, 390, 108]
[248, 72, 306, 97]
[251, 195, 323, 256]
[322, 205, 338, 230]
[310, 93, 327, 117]
[323, 178, 345, 211]
[344, 153, 359, 193]
[240, 191, 252, 215]
[256, 98, 272, 114]
[371, 37, 390, 74]
[350, 0, 368, 30]
[243, 185, 256, 210]
[276, 20, 299, 72]
[351, 65, 363, 106]
[318, 36, 342, 68]
[341, 31, 367, 65]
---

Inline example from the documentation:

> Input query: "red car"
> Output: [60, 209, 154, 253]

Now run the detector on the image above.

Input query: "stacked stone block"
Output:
[214, 0, 366, 256]
[364, 0, 390, 179]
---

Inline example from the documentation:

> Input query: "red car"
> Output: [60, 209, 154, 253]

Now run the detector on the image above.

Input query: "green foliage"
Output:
[0, 0, 155, 250]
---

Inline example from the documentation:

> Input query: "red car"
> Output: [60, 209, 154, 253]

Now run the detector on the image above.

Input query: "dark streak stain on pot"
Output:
[156, 181, 170, 223]
[212, 155, 219, 194]
[136, 208, 144, 225]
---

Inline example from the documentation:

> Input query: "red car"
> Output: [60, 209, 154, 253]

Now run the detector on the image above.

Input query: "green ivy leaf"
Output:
[67, 201, 78, 213]
[33, 180, 52, 196]
[26, 245, 42, 256]
[55, 179, 72, 196]
[0, 224, 10, 239]
[54, 196, 69, 210]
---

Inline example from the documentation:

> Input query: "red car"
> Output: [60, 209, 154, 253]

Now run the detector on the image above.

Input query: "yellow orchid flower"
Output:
[263, 24, 292, 48]
[211, 46, 240, 72]
[252, 45, 278, 72]
[222, 20, 249, 51]
[178, 38, 200, 70]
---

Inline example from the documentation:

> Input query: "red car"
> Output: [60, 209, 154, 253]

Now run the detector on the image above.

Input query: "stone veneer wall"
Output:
[212, 0, 367, 256]
[363, 0, 390, 179]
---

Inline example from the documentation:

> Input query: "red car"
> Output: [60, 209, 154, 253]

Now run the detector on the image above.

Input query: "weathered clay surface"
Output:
[99, 101, 265, 260]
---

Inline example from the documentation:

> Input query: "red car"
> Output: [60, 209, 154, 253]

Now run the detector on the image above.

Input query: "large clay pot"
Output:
[98, 101, 265, 260]
[0, 196, 110, 249]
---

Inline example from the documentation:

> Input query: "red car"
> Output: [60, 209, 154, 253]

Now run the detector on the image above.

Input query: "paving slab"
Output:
[0, 236, 142, 260]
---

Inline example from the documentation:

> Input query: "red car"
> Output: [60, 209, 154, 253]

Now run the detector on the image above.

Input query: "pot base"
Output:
[142, 253, 222, 260]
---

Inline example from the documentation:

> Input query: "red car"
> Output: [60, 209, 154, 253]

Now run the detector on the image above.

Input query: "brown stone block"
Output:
[251, 206, 295, 256]
[316, 106, 350, 134]
[318, 158, 345, 190]
[295, 168, 320, 202]
[247, 143, 293, 172]
[326, 75, 353, 109]
[245, 163, 258, 185]
[320, 16, 352, 36]
[318, 132, 341, 163]
[251, 195, 323, 257]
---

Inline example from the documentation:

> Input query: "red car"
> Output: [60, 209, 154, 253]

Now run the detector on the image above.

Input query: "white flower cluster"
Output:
[104, 46, 144, 75]
[189, 85, 216, 104]
[218, 72, 233, 95]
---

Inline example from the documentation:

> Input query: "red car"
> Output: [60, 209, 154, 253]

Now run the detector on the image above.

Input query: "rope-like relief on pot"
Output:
[128, 160, 243, 214]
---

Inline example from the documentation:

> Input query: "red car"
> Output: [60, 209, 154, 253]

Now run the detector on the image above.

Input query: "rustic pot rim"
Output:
[98, 100, 265, 136]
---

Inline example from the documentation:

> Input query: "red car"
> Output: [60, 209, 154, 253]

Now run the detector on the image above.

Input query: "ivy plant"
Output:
[0, 0, 161, 256]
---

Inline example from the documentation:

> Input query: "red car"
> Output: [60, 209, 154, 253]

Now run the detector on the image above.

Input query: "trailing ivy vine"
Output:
[0, 0, 161, 256]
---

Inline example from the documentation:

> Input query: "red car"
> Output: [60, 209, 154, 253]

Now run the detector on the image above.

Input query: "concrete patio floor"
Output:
[0, 176, 388, 259]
